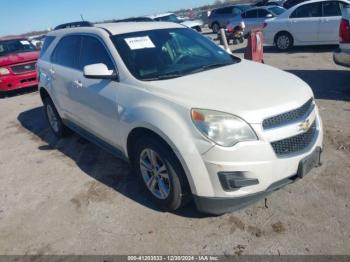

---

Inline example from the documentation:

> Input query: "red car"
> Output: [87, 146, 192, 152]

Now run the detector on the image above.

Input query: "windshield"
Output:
[268, 6, 286, 15]
[0, 39, 36, 57]
[111, 28, 239, 81]
[155, 14, 182, 23]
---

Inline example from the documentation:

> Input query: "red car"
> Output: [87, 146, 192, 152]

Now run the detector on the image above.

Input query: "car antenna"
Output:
[80, 14, 85, 21]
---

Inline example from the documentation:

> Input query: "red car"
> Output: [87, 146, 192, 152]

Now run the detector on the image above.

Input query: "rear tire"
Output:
[132, 135, 190, 211]
[212, 23, 220, 34]
[275, 32, 293, 51]
[43, 97, 70, 138]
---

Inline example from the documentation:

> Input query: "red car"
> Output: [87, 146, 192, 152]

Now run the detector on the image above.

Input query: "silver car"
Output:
[228, 6, 286, 35]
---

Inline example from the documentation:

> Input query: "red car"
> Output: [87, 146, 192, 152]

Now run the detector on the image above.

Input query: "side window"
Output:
[232, 7, 241, 15]
[258, 9, 270, 17]
[245, 10, 258, 18]
[290, 2, 322, 18]
[323, 1, 342, 16]
[51, 35, 81, 69]
[79, 36, 114, 71]
[40, 36, 55, 58]
[219, 7, 232, 14]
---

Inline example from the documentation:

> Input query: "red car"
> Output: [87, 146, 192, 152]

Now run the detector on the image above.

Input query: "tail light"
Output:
[226, 25, 234, 33]
[339, 18, 350, 43]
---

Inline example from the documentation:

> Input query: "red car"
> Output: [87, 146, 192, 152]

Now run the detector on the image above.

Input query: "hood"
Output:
[0, 51, 39, 67]
[145, 60, 313, 124]
[181, 19, 204, 28]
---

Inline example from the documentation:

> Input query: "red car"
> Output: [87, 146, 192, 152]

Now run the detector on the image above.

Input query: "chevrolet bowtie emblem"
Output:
[299, 119, 310, 132]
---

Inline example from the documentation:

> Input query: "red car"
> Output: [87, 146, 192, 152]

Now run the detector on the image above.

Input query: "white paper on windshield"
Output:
[124, 36, 155, 50]
[20, 40, 31, 45]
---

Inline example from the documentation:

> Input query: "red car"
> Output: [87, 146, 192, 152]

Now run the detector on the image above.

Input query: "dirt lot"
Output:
[0, 41, 349, 255]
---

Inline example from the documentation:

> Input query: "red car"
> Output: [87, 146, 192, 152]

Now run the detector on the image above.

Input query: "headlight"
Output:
[0, 67, 10, 75]
[191, 109, 257, 147]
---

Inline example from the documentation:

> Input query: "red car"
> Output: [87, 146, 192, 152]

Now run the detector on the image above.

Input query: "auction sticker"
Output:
[125, 36, 155, 50]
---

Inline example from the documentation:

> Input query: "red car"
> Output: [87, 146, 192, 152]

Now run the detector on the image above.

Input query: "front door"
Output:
[288, 2, 322, 43]
[70, 35, 120, 146]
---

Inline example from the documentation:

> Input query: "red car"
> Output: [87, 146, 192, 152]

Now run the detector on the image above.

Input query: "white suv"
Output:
[38, 21, 323, 214]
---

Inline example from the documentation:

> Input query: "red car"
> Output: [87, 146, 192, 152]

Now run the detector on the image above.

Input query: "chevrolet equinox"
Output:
[37, 21, 323, 214]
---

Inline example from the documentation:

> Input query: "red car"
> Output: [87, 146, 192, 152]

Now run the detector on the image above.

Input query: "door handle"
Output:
[49, 68, 55, 75]
[73, 80, 83, 88]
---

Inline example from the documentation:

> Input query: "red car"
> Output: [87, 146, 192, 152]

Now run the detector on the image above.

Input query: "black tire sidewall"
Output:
[133, 136, 188, 211]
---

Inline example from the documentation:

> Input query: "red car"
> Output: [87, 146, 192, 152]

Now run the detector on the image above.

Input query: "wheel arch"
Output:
[126, 125, 197, 194]
[39, 87, 50, 103]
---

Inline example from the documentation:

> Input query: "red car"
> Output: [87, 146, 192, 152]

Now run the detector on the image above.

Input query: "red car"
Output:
[0, 36, 39, 98]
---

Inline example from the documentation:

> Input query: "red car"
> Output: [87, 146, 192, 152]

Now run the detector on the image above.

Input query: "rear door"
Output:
[318, 1, 344, 43]
[49, 35, 81, 119]
[242, 9, 259, 32]
[288, 2, 322, 43]
[70, 35, 119, 145]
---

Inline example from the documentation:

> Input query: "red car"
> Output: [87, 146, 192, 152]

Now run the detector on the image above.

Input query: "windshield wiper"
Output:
[143, 73, 184, 81]
[187, 63, 232, 75]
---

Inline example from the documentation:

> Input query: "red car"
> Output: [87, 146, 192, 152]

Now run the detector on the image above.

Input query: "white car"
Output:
[264, 0, 350, 50]
[334, 3, 350, 66]
[148, 13, 204, 32]
[38, 21, 323, 214]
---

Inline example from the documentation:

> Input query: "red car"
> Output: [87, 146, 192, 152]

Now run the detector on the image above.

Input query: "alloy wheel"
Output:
[139, 148, 171, 200]
[277, 35, 290, 50]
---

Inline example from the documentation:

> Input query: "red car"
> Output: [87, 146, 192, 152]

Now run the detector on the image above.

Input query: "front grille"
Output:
[11, 62, 36, 74]
[271, 121, 317, 156]
[263, 99, 314, 130]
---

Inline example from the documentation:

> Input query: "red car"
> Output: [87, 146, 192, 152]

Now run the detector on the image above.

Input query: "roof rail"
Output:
[54, 21, 94, 31]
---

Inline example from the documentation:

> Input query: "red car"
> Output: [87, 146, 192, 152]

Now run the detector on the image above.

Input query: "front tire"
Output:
[43, 97, 70, 138]
[132, 136, 190, 211]
[275, 32, 293, 51]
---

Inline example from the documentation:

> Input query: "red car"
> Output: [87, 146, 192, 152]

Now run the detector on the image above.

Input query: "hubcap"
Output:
[277, 35, 290, 50]
[139, 149, 171, 200]
[46, 104, 59, 133]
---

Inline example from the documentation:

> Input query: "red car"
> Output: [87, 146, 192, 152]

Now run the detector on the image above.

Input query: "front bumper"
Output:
[0, 71, 38, 92]
[333, 48, 350, 68]
[195, 147, 322, 215]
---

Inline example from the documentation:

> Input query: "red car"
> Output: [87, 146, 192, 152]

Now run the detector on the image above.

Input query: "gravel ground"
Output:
[0, 38, 349, 255]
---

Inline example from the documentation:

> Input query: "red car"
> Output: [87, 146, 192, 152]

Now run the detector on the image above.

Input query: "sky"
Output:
[1, 0, 214, 36]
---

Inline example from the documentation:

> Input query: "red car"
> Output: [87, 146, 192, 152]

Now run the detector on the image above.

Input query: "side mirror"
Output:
[83, 63, 117, 80]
